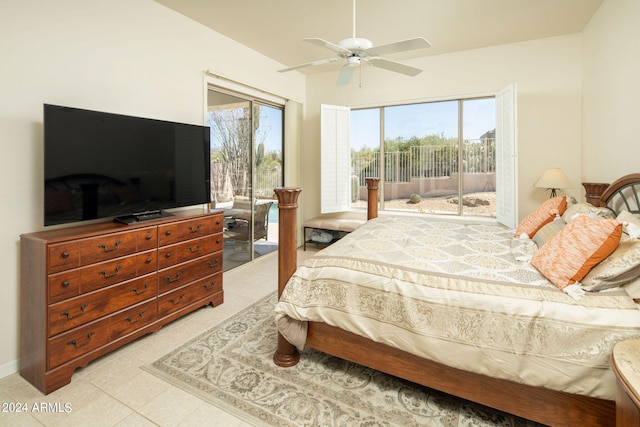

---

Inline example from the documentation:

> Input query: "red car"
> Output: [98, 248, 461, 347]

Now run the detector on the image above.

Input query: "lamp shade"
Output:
[534, 168, 573, 190]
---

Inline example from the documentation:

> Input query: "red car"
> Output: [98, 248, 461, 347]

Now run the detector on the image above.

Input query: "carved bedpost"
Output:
[582, 182, 610, 207]
[366, 177, 380, 220]
[273, 187, 301, 367]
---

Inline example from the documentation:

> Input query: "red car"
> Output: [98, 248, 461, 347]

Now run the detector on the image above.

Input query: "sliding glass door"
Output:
[207, 89, 283, 270]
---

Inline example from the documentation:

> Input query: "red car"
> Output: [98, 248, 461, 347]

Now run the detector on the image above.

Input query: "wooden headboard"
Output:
[586, 173, 640, 216]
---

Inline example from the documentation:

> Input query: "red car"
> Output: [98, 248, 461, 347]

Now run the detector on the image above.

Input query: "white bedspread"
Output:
[274, 216, 640, 400]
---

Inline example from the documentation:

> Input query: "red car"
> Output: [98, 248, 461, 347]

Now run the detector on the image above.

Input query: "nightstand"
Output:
[611, 340, 640, 426]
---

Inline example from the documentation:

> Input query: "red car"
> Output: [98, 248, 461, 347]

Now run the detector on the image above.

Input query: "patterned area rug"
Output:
[144, 293, 542, 427]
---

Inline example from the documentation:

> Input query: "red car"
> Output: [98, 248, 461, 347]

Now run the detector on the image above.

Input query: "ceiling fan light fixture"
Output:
[346, 56, 361, 66]
[338, 37, 372, 51]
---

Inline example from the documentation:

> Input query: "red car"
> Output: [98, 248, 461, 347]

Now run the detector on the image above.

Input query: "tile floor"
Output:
[0, 248, 317, 427]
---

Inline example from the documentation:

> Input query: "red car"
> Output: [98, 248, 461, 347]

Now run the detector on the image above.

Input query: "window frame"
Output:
[323, 87, 517, 224]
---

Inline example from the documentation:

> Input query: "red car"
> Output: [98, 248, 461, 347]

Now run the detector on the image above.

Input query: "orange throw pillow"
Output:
[516, 196, 567, 238]
[531, 215, 622, 292]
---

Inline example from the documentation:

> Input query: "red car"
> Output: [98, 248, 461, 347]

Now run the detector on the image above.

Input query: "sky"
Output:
[209, 104, 283, 155]
[256, 105, 282, 154]
[351, 98, 495, 151]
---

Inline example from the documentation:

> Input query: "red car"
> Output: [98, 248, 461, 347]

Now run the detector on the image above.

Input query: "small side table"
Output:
[611, 340, 640, 426]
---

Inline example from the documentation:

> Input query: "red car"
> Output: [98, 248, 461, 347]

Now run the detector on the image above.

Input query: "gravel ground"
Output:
[353, 192, 496, 217]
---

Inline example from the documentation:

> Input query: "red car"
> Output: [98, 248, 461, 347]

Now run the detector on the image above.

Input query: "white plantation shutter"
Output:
[321, 104, 351, 213]
[495, 84, 518, 228]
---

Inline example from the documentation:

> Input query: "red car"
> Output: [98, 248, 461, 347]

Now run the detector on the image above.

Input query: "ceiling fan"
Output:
[278, 0, 431, 85]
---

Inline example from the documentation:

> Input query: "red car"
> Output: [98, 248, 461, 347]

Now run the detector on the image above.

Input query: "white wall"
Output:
[582, 0, 640, 183]
[302, 35, 584, 223]
[0, 0, 304, 375]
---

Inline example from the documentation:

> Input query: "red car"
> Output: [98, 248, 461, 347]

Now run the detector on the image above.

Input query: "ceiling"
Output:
[155, 0, 603, 75]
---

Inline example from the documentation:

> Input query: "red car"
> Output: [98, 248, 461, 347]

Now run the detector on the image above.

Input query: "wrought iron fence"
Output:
[210, 163, 281, 202]
[352, 139, 495, 186]
[255, 169, 281, 198]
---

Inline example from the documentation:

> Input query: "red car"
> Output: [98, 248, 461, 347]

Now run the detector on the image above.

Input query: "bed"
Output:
[272, 173, 640, 427]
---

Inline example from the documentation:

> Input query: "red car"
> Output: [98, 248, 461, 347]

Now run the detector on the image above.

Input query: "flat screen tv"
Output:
[44, 104, 211, 226]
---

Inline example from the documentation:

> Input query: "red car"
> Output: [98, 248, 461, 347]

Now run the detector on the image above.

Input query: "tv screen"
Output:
[44, 104, 211, 226]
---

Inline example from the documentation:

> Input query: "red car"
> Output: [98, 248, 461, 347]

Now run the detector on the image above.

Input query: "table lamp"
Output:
[534, 168, 573, 198]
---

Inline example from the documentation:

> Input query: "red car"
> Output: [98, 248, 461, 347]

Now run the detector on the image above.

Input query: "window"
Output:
[350, 97, 497, 218]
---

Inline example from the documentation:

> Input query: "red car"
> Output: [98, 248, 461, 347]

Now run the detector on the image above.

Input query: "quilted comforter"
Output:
[274, 215, 640, 400]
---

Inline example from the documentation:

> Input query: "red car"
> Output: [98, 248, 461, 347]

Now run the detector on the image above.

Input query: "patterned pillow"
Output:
[531, 215, 622, 293]
[532, 217, 566, 248]
[561, 202, 615, 223]
[515, 196, 567, 238]
[581, 236, 640, 291]
[624, 276, 640, 300]
[617, 211, 640, 237]
[618, 211, 640, 226]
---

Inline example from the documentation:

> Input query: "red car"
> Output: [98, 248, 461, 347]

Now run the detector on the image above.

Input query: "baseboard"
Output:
[0, 359, 18, 379]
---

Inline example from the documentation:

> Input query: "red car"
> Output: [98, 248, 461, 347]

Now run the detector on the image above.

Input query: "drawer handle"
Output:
[189, 224, 202, 233]
[165, 252, 171, 258]
[62, 280, 70, 288]
[68, 331, 94, 348]
[146, 258, 152, 264]
[216, 238, 221, 244]
[165, 272, 181, 283]
[98, 240, 122, 252]
[62, 251, 70, 259]
[207, 259, 220, 268]
[165, 230, 172, 236]
[61, 304, 88, 320]
[126, 310, 145, 324]
[169, 294, 186, 305]
[203, 279, 216, 291]
[216, 219, 221, 225]
[146, 234, 153, 240]
[131, 282, 151, 295]
[99, 265, 121, 278]
[188, 244, 201, 253]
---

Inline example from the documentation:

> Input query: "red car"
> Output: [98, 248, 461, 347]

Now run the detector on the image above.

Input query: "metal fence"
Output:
[352, 138, 495, 186]
[210, 163, 281, 202]
[255, 169, 282, 198]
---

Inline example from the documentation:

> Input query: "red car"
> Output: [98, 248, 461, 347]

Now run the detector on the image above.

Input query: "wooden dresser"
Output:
[20, 209, 224, 394]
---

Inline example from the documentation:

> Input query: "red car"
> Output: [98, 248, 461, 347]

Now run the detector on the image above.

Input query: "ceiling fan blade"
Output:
[278, 57, 339, 73]
[336, 65, 356, 86]
[304, 38, 352, 55]
[368, 57, 422, 77]
[366, 37, 431, 56]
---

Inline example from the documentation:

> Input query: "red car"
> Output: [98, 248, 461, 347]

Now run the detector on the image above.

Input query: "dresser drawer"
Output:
[77, 230, 140, 265]
[135, 227, 158, 251]
[157, 285, 196, 317]
[48, 273, 158, 336]
[79, 250, 157, 294]
[110, 299, 157, 339]
[48, 270, 81, 304]
[46, 228, 152, 274]
[158, 253, 222, 294]
[191, 272, 223, 302]
[158, 215, 222, 246]
[48, 241, 81, 274]
[158, 234, 223, 270]
[48, 318, 111, 369]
